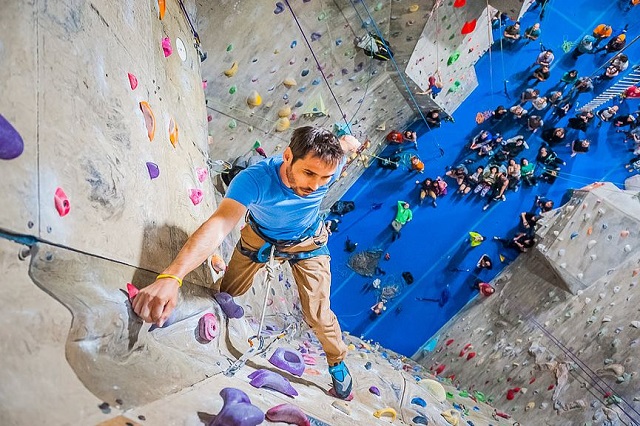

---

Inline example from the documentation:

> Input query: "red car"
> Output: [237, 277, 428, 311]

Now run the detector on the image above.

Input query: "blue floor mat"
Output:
[328, 0, 640, 357]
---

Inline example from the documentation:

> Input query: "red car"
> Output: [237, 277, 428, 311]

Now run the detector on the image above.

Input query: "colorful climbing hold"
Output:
[274, 2, 285, 14]
[265, 404, 310, 426]
[54, 187, 70, 217]
[310, 32, 322, 41]
[453, 0, 466, 6]
[198, 313, 218, 342]
[276, 117, 290, 132]
[196, 167, 208, 183]
[229, 85, 237, 94]
[247, 91, 262, 108]
[290, 40, 297, 48]
[161, 37, 172, 57]
[466, 351, 476, 360]
[127, 73, 138, 90]
[447, 51, 460, 65]
[189, 188, 203, 206]
[278, 106, 292, 118]
[369, 386, 380, 396]
[0, 114, 25, 160]
[411, 397, 427, 407]
[226, 44, 233, 52]
[228, 119, 237, 129]
[169, 118, 178, 147]
[224, 62, 238, 77]
[212, 388, 264, 426]
[283, 77, 297, 88]
[408, 4, 419, 12]
[301, 69, 310, 77]
[214, 292, 244, 318]
[146, 162, 160, 180]
[139, 101, 156, 142]
[435, 364, 446, 375]
[158, 0, 166, 19]
[249, 369, 298, 397]
[461, 19, 477, 35]
[373, 408, 397, 421]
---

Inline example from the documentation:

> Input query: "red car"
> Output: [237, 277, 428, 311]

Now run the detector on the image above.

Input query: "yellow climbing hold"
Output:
[373, 408, 397, 421]
[408, 4, 419, 12]
[275, 117, 290, 132]
[421, 379, 446, 402]
[347, 343, 356, 351]
[441, 409, 460, 425]
[169, 117, 178, 147]
[283, 77, 297, 88]
[278, 106, 292, 118]
[247, 91, 262, 107]
[223, 61, 238, 77]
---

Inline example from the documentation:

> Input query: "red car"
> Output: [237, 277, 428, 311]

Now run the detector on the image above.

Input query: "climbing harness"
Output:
[224, 246, 296, 376]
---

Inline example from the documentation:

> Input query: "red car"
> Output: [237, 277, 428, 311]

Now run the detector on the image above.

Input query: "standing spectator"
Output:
[558, 70, 579, 89]
[524, 23, 541, 42]
[530, 65, 551, 84]
[534, 49, 555, 67]
[596, 105, 618, 127]
[572, 35, 596, 58]
[571, 139, 591, 157]
[542, 127, 566, 145]
[553, 100, 573, 119]
[510, 105, 529, 119]
[592, 24, 613, 47]
[568, 111, 595, 132]
[425, 109, 442, 128]
[520, 158, 537, 186]
[596, 33, 626, 55]
[548, 90, 563, 107]
[391, 201, 412, 241]
[520, 87, 540, 105]
[613, 113, 637, 131]
[503, 21, 521, 43]
[611, 54, 629, 72]
[594, 64, 621, 82]
[531, 95, 548, 110]
[492, 105, 509, 122]
[527, 115, 544, 133]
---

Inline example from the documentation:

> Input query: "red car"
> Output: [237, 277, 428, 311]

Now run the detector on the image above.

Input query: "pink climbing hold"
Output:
[266, 404, 310, 426]
[128, 73, 138, 90]
[461, 19, 477, 35]
[255, 147, 267, 158]
[54, 187, 70, 217]
[189, 188, 203, 205]
[466, 352, 476, 360]
[202, 80, 208, 89]
[435, 364, 446, 375]
[126, 282, 139, 301]
[302, 354, 316, 365]
[162, 37, 172, 57]
[198, 313, 218, 342]
[196, 167, 208, 183]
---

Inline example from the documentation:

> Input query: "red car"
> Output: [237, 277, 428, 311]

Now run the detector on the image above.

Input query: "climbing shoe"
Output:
[328, 361, 353, 399]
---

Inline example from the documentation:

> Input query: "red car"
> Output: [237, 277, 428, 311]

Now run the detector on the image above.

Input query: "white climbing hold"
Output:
[577, 273, 584, 279]
[587, 240, 597, 249]
[624, 245, 632, 252]
[602, 316, 611, 323]
[631, 321, 640, 328]
[583, 213, 591, 221]
[591, 254, 597, 260]
[560, 262, 567, 269]
[558, 249, 565, 257]
[553, 230, 560, 237]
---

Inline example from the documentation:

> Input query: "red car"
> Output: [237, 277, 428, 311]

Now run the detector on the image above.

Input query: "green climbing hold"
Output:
[226, 44, 233, 52]
[253, 140, 261, 149]
[318, 11, 327, 21]
[459, 390, 469, 398]
[229, 85, 237, 94]
[449, 33, 455, 40]
[446, 24, 452, 30]
[374, 2, 383, 11]
[447, 51, 460, 65]
[228, 119, 237, 129]
[446, 392, 454, 400]
[448, 80, 461, 93]
[473, 391, 486, 402]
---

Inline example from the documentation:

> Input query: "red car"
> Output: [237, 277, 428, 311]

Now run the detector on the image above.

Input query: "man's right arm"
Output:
[132, 198, 247, 326]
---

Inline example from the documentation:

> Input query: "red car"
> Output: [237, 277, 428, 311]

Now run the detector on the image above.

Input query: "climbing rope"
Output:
[485, 1, 496, 105]
[350, 0, 446, 156]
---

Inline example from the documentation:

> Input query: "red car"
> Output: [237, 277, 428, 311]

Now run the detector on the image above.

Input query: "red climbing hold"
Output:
[128, 73, 138, 90]
[466, 352, 476, 360]
[547, 384, 555, 391]
[445, 339, 454, 346]
[435, 364, 446, 375]
[453, 0, 466, 7]
[461, 19, 477, 35]
[54, 187, 70, 217]
[126, 283, 139, 301]
[506, 389, 515, 400]
[494, 411, 510, 419]
[529, 377, 536, 384]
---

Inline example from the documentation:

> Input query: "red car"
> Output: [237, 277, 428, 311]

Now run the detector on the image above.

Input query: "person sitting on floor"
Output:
[445, 164, 468, 190]
[476, 254, 493, 270]
[410, 155, 425, 173]
[493, 233, 537, 253]
[568, 111, 595, 132]
[520, 211, 542, 233]
[520, 87, 540, 105]
[386, 130, 403, 144]
[596, 105, 618, 127]
[474, 165, 499, 198]
[371, 300, 386, 316]
[492, 105, 509, 122]
[548, 90, 563, 106]
[520, 158, 536, 186]
[506, 158, 521, 192]
[530, 65, 551, 84]
[537, 145, 566, 169]
[475, 281, 496, 296]
[595, 33, 626, 55]
[425, 109, 442, 128]
[510, 104, 529, 119]
[527, 115, 544, 133]
[558, 69, 579, 88]
[542, 127, 566, 145]
[534, 195, 554, 213]
[470, 130, 493, 151]
[403, 130, 418, 144]
[571, 139, 591, 157]
[458, 166, 484, 195]
[482, 171, 509, 210]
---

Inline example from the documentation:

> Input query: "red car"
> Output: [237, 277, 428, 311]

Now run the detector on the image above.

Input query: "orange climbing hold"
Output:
[139, 101, 156, 141]
[587, 226, 593, 235]
[158, 0, 166, 19]
[169, 118, 179, 147]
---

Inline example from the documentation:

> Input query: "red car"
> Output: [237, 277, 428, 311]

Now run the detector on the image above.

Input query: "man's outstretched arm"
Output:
[133, 198, 247, 326]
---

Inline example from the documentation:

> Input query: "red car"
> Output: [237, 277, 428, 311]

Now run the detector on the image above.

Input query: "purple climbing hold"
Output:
[369, 386, 380, 396]
[214, 292, 244, 319]
[269, 347, 305, 377]
[198, 313, 218, 342]
[248, 369, 298, 397]
[354, 62, 364, 72]
[341, 68, 349, 75]
[310, 32, 322, 41]
[274, 2, 285, 14]
[146, 162, 160, 179]
[0, 114, 24, 160]
[266, 404, 311, 426]
[209, 388, 264, 426]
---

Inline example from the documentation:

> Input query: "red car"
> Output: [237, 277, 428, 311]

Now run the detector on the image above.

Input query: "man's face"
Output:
[282, 148, 337, 197]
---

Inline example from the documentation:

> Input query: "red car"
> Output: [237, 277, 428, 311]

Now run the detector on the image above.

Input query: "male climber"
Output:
[132, 127, 359, 399]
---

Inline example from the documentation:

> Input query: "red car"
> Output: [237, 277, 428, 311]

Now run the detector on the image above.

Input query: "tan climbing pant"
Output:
[220, 223, 348, 366]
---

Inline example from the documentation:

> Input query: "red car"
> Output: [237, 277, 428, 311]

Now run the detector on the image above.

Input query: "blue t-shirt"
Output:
[226, 155, 342, 241]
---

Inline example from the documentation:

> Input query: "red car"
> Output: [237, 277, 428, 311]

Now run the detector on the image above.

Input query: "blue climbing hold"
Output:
[411, 397, 427, 407]
[311, 78, 321, 85]
[570, 232, 579, 239]
[412, 416, 429, 425]
[298, 87, 306, 93]
[336, 38, 342, 46]
[290, 40, 297, 48]
[283, 94, 289, 100]
[274, 2, 285, 14]
[294, 100, 303, 107]
[364, 361, 372, 370]
[301, 69, 309, 77]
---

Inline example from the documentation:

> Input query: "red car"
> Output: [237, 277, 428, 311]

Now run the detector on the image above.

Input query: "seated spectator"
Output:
[553, 101, 573, 118]
[568, 111, 595, 132]
[596, 33, 626, 54]
[386, 130, 403, 143]
[527, 115, 544, 133]
[506, 158, 521, 191]
[558, 69, 579, 88]
[595, 64, 621, 82]
[493, 233, 537, 253]
[470, 130, 493, 150]
[573, 76, 594, 94]
[503, 21, 521, 43]
[425, 109, 442, 127]
[474, 165, 499, 197]
[445, 164, 468, 189]
[403, 130, 418, 143]
[531, 66, 551, 84]
[534, 49, 555, 67]
[520, 88, 540, 105]
[476, 254, 493, 270]
[410, 155, 424, 173]
[548, 90, 563, 106]
[537, 145, 566, 169]
[596, 105, 618, 127]
[492, 105, 508, 122]
[531, 95, 548, 110]
[571, 139, 591, 156]
[371, 300, 386, 315]
[524, 23, 541, 41]
[520, 158, 536, 186]
[625, 154, 640, 172]
[510, 104, 528, 119]
[613, 113, 637, 130]
[483, 172, 509, 210]
[611, 54, 629, 72]
[496, 135, 528, 161]
[542, 127, 566, 145]
[592, 24, 612, 47]
[572, 34, 596, 58]
[418, 177, 446, 207]
[458, 166, 484, 195]
[378, 154, 401, 170]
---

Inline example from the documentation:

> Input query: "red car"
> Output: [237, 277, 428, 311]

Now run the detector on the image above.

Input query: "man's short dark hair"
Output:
[289, 126, 344, 165]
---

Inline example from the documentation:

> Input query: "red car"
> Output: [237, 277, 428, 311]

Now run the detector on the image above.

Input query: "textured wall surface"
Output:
[415, 184, 640, 425]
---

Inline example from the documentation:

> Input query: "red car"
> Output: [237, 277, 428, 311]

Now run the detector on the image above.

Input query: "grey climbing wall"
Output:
[0, 0, 216, 277]
[415, 183, 640, 425]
